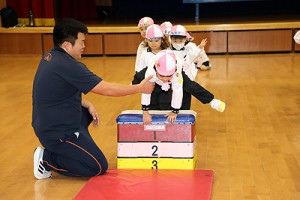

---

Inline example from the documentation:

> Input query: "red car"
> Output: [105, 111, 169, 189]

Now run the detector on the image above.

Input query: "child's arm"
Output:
[164, 111, 178, 123]
[141, 67, 156, 124]
[143, 110, 152, 124]
[165, 72, 183, 123]
[198, 38, 208, 49]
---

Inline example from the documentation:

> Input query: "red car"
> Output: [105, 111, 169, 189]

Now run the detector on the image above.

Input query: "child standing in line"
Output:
[132, 50, 226, 124]
[135, 17, 154, 72]
[157, 22, 210, 72]
[169, 25, 209, 80]
[136, 24, 170, 72]
[160, 21, 173, 41]
[186, 33, 211, 71]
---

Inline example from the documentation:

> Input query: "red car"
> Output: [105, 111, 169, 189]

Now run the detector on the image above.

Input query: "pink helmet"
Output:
[138, 17, 154, 27]
[160, 21, 173, 35]
[169, 25, 187, 36]
[186, 32, 194, 41]
[146, 24, 164, 39]
[155, 50, 177, 76]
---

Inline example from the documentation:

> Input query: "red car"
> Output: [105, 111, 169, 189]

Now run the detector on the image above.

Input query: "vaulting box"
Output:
[116, 110, 197, 169]
[116, 110, 196, 142]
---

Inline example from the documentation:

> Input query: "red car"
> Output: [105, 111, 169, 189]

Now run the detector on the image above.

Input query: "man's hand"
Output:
[139, 75, 154, 94]
[87, 104, 100, 127]
[82, 99, 100, 127]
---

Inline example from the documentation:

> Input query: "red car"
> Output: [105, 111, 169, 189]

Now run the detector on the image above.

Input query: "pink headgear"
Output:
[160, 21, 173, 35]
[155, 50, 177, 76]
[186, 32, 194, 41]
[138, 17, 154, 27]
[146, 24, 164, 39]
[169, 25, 187, 36]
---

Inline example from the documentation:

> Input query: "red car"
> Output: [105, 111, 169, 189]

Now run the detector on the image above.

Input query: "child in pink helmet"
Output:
[136, 24, 170, 72]
[132, 50, 226, 124]
[139, 50, 183, 123]
[169, 25, 211, 80]
[135, 17, 154, 72]
[160, 21, 173, 39]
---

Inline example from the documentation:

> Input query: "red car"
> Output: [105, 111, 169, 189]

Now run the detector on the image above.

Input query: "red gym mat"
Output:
[74, 169, 214, 200]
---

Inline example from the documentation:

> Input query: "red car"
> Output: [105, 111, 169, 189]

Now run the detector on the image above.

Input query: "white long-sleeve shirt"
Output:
[171, 42, 201, 81]
[135, 41, 147, 72]
[136, 48, 156, 72]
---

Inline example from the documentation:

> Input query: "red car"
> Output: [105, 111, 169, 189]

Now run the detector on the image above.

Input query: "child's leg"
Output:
[196, 50, 211, 71]
[183, 72, 225, 112]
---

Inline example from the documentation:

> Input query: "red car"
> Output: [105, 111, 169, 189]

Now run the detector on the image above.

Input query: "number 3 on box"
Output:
[151, 160, 158, 169]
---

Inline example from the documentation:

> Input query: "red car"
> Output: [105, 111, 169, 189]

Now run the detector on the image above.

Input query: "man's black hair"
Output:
[53, 18, 88, 47]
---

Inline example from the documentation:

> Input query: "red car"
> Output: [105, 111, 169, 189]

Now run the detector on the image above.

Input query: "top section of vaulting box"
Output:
[117, 110, 196, 125]
[116, 110, 197, 142]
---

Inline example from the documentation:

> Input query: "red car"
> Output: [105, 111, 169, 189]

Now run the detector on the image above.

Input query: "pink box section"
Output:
[118, 124, 195, 142]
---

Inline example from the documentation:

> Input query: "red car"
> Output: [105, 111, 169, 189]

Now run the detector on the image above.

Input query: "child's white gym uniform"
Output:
[171, 42, 200, 81]
[141, 60, 183, 110]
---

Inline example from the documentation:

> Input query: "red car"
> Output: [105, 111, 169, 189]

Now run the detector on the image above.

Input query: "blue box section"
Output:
[116, 114, 195, 125]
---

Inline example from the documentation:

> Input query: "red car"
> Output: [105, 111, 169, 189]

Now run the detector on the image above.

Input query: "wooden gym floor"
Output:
[0, 52, 300, 200]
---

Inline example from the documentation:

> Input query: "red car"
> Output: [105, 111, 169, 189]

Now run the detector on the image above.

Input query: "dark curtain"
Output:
[59, 0, 97, 20]
[7, 0, 54, 18]
[6, 0, 97, 20]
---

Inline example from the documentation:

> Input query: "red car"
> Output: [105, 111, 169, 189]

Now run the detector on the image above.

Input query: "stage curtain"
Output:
[7, 0, 53, 18]
[6, 0, 97, 21]
[31, 0, 54, 18]
[60, 0, 97, 20]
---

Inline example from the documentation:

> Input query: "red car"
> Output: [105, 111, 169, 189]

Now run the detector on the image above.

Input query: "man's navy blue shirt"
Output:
[32, 47, 102, 139]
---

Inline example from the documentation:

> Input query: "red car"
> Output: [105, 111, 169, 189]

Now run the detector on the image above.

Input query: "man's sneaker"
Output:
[34, 147, 52, 180]
[210, 99, 226, 112]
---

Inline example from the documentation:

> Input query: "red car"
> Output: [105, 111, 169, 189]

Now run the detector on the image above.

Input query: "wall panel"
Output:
[0, 33, 42, 55]
[295, 29, 300, 51]
[191, 31, 227, 53]
[104, 33, 141, 55]
[228, 30, 293, 53]
[42, 33, 103, 55]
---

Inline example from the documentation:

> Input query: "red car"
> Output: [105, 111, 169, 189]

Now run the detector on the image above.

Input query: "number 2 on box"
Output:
[152, 145, 158, 157]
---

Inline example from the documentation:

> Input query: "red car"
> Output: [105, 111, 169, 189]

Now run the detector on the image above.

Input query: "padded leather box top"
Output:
[116, 113, 195, 124]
